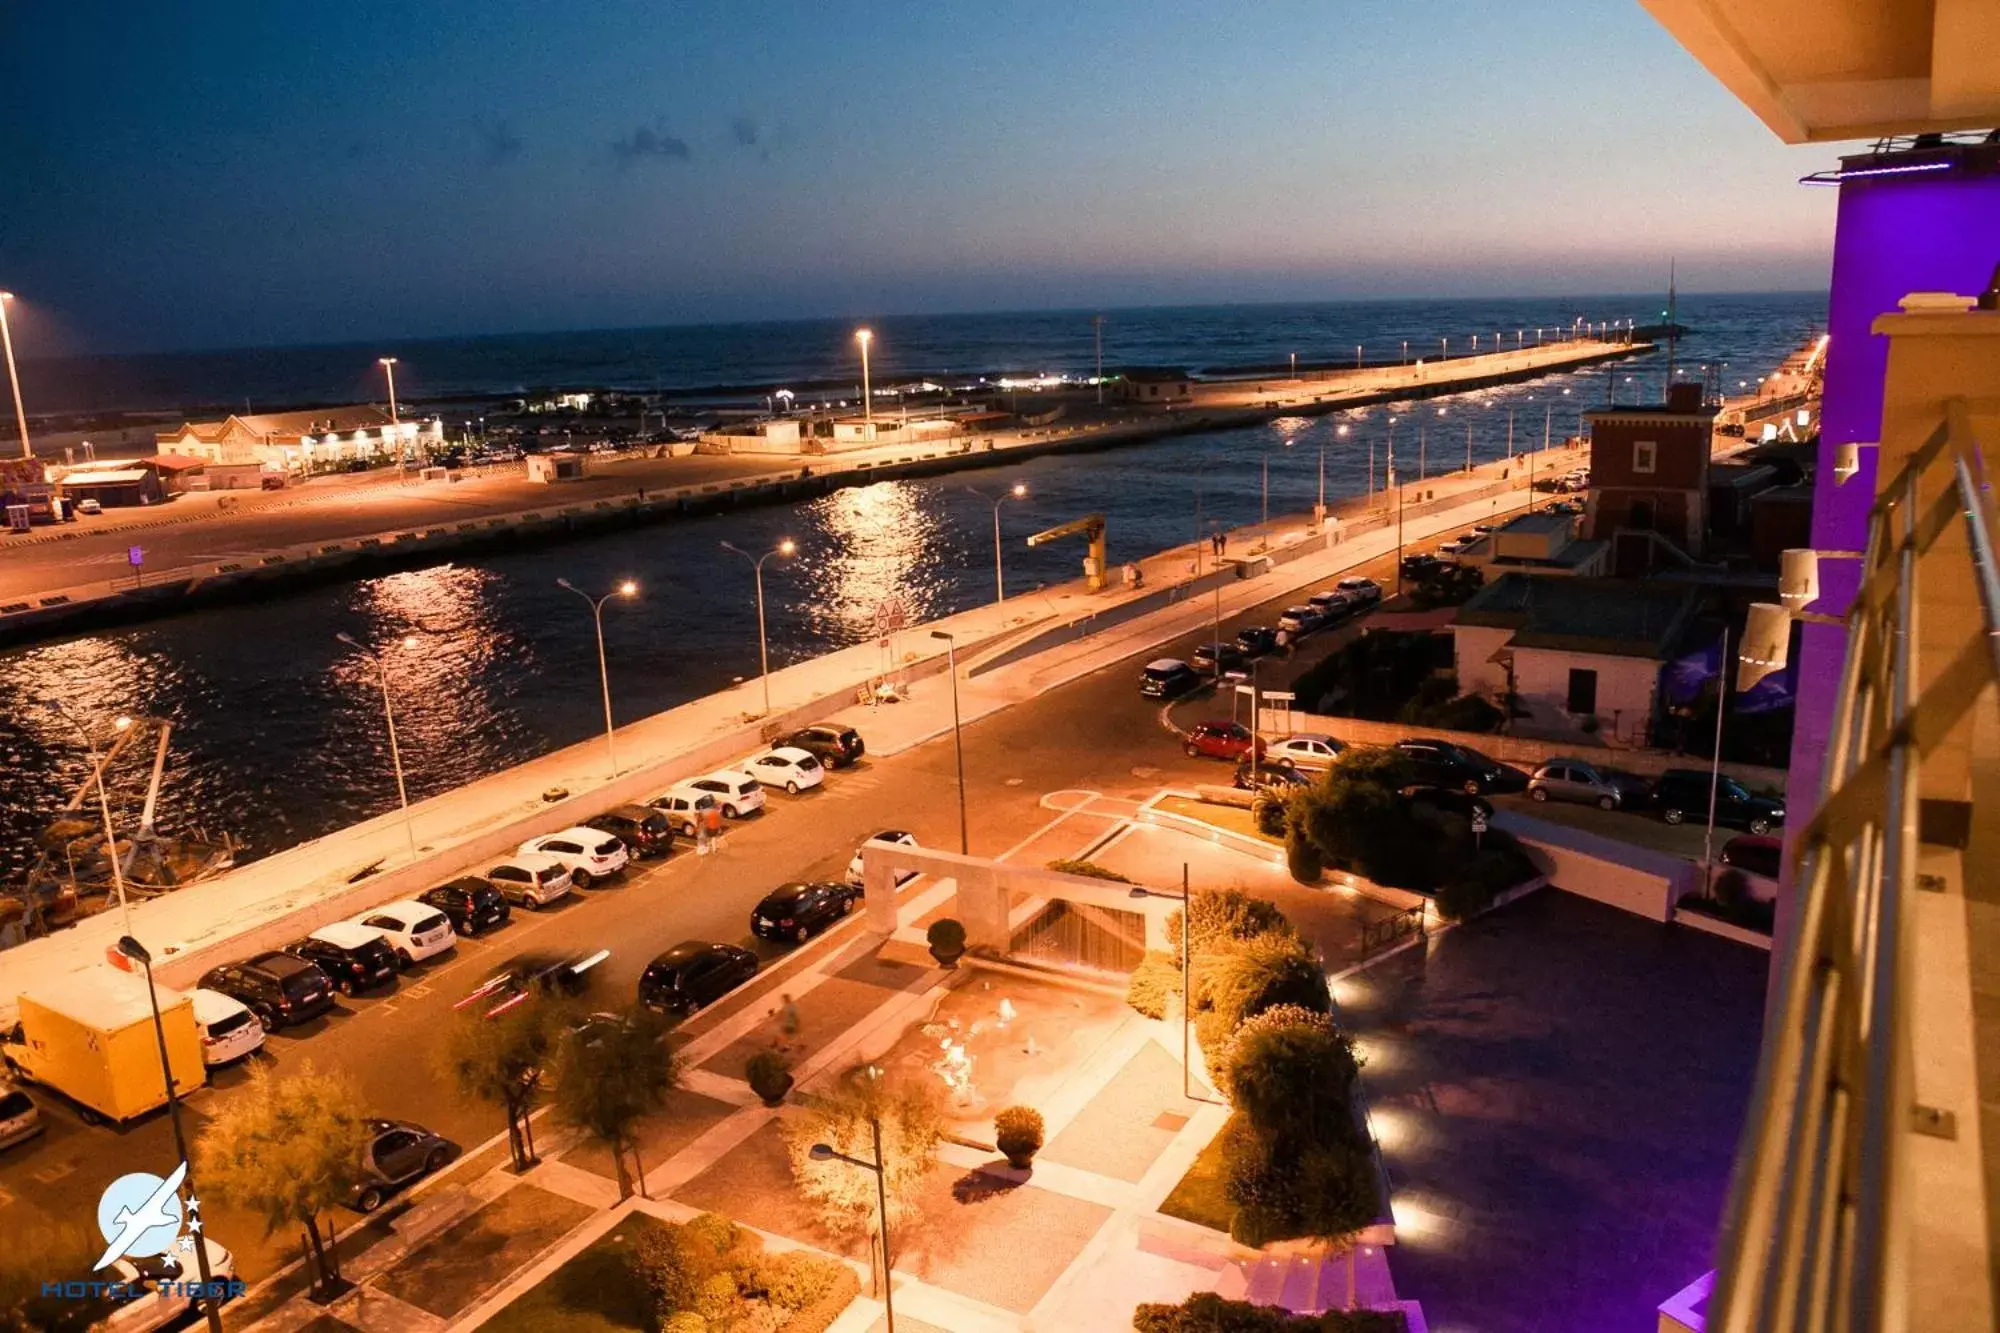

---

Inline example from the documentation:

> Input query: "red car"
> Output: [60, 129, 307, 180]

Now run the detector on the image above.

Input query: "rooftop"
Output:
[1455, 573, 1697, 659]
[1494, 511, 1576, 537]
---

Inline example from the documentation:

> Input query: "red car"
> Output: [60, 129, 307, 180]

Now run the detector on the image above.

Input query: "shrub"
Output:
[1251, 789, 1290, 838]
[1046, 858, 1131, 882]
[1219, 1113, 1380, 1247]
[1126, 950, 1182, 1018]
[926, 919, 966, 953]
[994, 1106, 1045, 1166]
[1192, 933, 1329, 1060]
[1133, 1291, 1409, 1332]
[1434, 837, 1538, 922]
[780, 1263, 863, 1333]
[1418, 693, 1505, 733]
[1284, 828, 1323, 884]
[662, 1314, 708, 1333]
[1221, 1006, 1361, 1141]
[1168, 889, 1294, 956]
[746, 1050, 792, 1102]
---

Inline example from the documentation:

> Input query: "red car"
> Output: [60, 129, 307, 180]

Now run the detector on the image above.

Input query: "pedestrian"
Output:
[776, 993, 802, 1050]
[695, 812, 711, 856]
[704, 802, 724, 849]
[1218, 530, 1228, 556]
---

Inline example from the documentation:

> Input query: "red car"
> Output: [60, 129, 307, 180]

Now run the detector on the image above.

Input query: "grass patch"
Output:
[1157, 1131, 1234, 1234]
[482, 1212, 662, 1333]
[1154, 796, 1280, 846]
[376, 1184, 593, 1321]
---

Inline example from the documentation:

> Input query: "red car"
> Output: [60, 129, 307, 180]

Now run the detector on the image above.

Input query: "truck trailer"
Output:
[0, 970, 206, 1123]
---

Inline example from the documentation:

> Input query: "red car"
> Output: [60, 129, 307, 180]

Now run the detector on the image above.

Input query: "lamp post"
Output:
[335, 632, 420, 861]
[44, 702, 135, 936]
[378, 357, 399, 424]
[556, 578, 637, 775]
[855, 329, 874, 426]
[1322, 424, 1344, 524]
[810, 1128, 896, 1331]
[1092, 314, 1104, 406]
[1129, 868, 1194, 1098]
[0, 291, 33, 459]
[1701, 627, 1731, 886]
[928, 630, 968, 854]
[720, 539, 795, 717]
[966, 482, 1027, 602]
[115, 934, 224, 1333]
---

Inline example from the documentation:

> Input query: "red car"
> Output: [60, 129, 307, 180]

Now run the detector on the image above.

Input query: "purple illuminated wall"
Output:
[1780, 162, 2000, 956]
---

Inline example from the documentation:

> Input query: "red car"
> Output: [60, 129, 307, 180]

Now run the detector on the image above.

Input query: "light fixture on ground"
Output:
[721, 539, 796, 717]
[929, 630, 968, 855]
[1129, 867, 1195, 1099]
[810, 1132, 895, 1332]
[43, 702, 136, 936]
[557, 578, 638, 776]
[965, 482, 1028, 603]
[335, 632, 421, 860]
[0, 291, 32, 458]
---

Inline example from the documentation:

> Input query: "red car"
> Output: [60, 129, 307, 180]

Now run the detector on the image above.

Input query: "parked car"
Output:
[1183, 720, 1263, 761]
[1234, 626, 1280, 657]
[519, 827, 630, 885]
[847, 830, 920, 887]
[198, 952, 337, 1029]
[1651, 769, 1786, 835]
[1720, 833, 1784, 879]
[1526, 757, 1626, 810]
[1267, 733, 1346, 772]
[188, 988, 266, 1066]
[281, 924, 399, 996]
[1401, 784, 1494, 820]
[1234, 758, 1312, 792]
[1307, 589, 1355, 620]
[585, 805, 675, 858]
[1400, 553, 1444, 579]
[744, 746, 826, 794]
[94, 1238, 237, 1332]
[1275, 606, 1323, 635]
[457, 949, 610, 1018]
[752, 881, 862, 943]
[1139, 658, 1201, 699]
[1394, 739, 1529, 795]
[349, 900, 457, 968]
[483, 853, 576, 910]
[650, 786, 719, 837]
[639, 941, 760, 1016]
[419, 877, 511, 936]
[687, 770, 767, 818]
[75, 498, 102, 516]
[1335, 576, 1383, 605]
[346, 1119, 456, 1212]
[0, 1082, 43, 1152]
[785, 723, 866, 768]
[1190, 641, 1247, 676]
[1436, 536, 1473, 557]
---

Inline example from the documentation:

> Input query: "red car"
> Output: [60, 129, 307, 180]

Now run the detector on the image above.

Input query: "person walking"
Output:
[704, 801, 724, 850]
[775, 992, 802, 1052]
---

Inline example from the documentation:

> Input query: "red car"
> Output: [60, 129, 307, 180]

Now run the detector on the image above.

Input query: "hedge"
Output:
[1191, 933, 1330, 1061]
[1135, 1288, 1408, 1331]
[1126, 950, 1182, 1019]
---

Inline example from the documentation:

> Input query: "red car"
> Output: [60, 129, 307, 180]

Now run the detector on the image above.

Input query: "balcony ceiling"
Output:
[1639, 0, 2000, 142]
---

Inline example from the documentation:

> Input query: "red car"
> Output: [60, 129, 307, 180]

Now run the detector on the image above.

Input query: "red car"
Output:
[1182, 720, 1264, 761]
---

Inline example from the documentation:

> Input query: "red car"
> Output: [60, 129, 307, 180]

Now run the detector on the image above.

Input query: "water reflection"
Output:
[795, 481, 957, 647]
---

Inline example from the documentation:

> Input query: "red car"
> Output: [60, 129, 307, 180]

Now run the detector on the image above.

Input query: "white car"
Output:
[484, 852, 574, 909]
[519, 827, 630, 886]
[75, 497, 103, 515]
[1335, 576, 1382, 605]
[744, 746, 825, 794]
[847, 829, 920, 887]
[100, 1237, 237, 1332]
[1268, 733, 1346, 772]
[650, 786, 718, 837]
[189, 987, 266, 1066]
[349, 899, 457, 968]
[687, 770, 766, 818]
[0, 1081, 42, 1152]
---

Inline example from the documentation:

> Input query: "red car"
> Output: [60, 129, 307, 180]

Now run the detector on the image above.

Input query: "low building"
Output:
[1706, 461, 1780, 541]
[53, 466, 164, 508]
[1583, 382, 1720, 574]
[143, 454, 209, 495]
[156, 406, 441, 471]
[1115, 368, 1194, 404]
[1452, 573, 1698, 743]
[1458, 510, 1609, 578]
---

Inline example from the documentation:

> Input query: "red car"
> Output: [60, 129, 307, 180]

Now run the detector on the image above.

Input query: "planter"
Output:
[928, 943, 965, 969]
[752, 1072, 794, 1107]
[926, 919, 968, 970]
[746, 1053, 794, 1107]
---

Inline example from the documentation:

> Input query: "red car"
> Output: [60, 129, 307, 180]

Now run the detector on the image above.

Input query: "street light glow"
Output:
[399, 635, 418, 649]
[618, 580, 637, 597]
[1010, 482, 1027, 498]
[854, 328, 872, 346]
[778, 537, 796, 556]
[113, 716, 132, 731]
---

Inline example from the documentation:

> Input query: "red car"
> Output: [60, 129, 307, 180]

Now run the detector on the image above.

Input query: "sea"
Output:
[0, 293, 1825, 887]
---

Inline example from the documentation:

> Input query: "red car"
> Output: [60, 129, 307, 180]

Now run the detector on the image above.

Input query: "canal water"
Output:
[0, 293, 1823, 878]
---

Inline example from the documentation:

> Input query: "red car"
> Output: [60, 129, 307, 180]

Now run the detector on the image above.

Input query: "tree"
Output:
[0, 1223, 105, 1333]
[436, 1000, 567, 1173]
[195, 1062, 373, 1296]
[1222, 1005, 1361, 1142]
[1167, 888, 1294, 957]
[550, 1007, 680, 1201]
[781, 1068, 943, 1296]
[1191, 933, 1330, 1060]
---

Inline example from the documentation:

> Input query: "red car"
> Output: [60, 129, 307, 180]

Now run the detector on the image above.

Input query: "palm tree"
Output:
[436, 1001, 566, 1172]
[549, 1007, 679, 1200]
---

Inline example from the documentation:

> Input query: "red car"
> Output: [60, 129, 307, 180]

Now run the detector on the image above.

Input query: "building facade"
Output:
[156, 406, 440, 471]
[1583, 383, 1720, 574]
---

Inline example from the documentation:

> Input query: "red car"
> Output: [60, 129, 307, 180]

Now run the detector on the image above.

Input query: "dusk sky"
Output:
[2, 0, 1839, 354]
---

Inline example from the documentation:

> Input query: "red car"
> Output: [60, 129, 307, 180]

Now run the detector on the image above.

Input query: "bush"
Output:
[1434, 836, 1539, 922]
[632, 1213, 858, 1332]
[926, 918, 966, 953]
[1168, 889, 1294, 956]
[1192, 933, 1330, 1060]
[1221, 1006, 1361, 1141]
[1134, 1291, 1408, 1332]
[994, 1106, 1044, 1166]
[1416, 693, 1505, 733]
[1219, 1113, 1380, 1247]
[1284, 828, 1323, 884]
[662, 1314, 708, 1333]
[1251, 790, 1290, 838]
[778, 1263, 863, 1333]
[1126, 950, 1182, 1019]
[746, 1050, 792, 1102]
[1046, 858, 1131, 882]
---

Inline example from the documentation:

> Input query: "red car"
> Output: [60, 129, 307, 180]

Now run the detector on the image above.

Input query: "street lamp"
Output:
[1321, 424, 1344, 524]
[929, 630, 968, 854]
[335, 632, 420, 861]
[1130, 868, 1194, 1099]
[378, 357, 400, 424]
[556, 578, 637, 775]
[114, 934, 224, 1333]
[721, 539, 796, 716]
[0, 291, 33, 459]
[965, 482, 1027, 603]
[43, 702, 135, 936]
[810, 1130, 896, 1332]
[855, 329, 874, 426]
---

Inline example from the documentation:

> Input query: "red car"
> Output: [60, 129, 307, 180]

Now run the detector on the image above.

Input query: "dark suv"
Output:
[639, 941, 759, 1016]
[419, 878, 511, 936]
[1650, 769, 1786, 835]
[199, 952, 337, 1028]
[751, 882, 860, 943]
[587, 805, 676, 858]
[281, 926, 399, 996]
[1394, 739, 1529, 795]
[785, 724, 865, 769]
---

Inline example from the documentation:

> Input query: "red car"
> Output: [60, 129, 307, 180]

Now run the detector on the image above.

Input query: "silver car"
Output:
[1527, 758, 1624, 810]
[0, 1082, 43, 1151]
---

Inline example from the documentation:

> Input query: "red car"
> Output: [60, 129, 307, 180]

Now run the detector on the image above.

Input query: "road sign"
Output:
[127, 545, 144, 567]
[1470, 810, 1488, 834]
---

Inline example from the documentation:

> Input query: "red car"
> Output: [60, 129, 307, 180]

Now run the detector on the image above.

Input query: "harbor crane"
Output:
[1026, 513, 1107, 591]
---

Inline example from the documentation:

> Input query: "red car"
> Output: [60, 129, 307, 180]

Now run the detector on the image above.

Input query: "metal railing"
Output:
[1707, 399, 2000, 1331]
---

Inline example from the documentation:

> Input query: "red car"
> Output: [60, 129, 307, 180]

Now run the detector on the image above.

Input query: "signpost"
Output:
[1470, 807, 1488, 851]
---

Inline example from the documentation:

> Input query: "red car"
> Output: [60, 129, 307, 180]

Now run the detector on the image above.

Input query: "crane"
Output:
[1026, 513, 1108, 591]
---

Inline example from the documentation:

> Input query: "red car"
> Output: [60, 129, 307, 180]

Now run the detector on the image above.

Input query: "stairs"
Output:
[1216, 1244, 1402, 1315]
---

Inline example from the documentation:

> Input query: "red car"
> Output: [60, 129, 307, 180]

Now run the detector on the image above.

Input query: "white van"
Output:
[189, 988, 267, 1067]
[686, 770, 767, 818]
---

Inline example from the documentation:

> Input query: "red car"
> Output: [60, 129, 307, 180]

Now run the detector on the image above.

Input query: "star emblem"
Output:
[176, 1235, 196, 1254]
[186, 1215, 204, 1235]
[184, 1195, 201, 1217]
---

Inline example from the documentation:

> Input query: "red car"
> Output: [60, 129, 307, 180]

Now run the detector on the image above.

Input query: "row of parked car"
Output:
[1142, 576, 1385, 698]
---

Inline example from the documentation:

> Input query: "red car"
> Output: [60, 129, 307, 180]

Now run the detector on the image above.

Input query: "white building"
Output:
[155, 406, 441, 471]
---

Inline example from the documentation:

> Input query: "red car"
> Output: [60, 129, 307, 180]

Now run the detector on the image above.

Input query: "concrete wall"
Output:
[1497, 810, 1693, 922]
[1452, 624, 1515, 698]
[1509, 647, 1662, 737]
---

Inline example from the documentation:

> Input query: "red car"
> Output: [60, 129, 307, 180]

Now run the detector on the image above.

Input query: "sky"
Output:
[0, 0, 1842, 355]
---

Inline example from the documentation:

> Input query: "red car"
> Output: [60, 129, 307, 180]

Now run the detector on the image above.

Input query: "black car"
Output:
[1401, 784, 1495, 820]
[456, 949, 610, 1018]
[1400, 552, 1444, 580]
[1394, 739, 1529, 795]
[751, 881, 861, 943]
[1651, 769, 1786, 835]
[587, 804, 676, 858]
[346, 1119, 456, 1213]
[281, 926, 399, 996]
[1140, 659, 1201, 699]
[785, 724, 866, 768]
[1190, 641, 1247, 676]
[1233, 758, 1312, 792]
[639, 941, 759, 1016]
[420, 878, 511, 936]
[199, 952, 337, 1029]
[1234, 626, 1280, 657]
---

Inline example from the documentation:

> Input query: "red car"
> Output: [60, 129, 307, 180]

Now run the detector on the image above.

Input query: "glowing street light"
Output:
[855, 329, 874, 426]
[810, 1113, 897, 1332]
[966, 482, 1028, 603]
[378, 357, 400, 424]
[721, 539, 796, 716]
[0, 292, 34, 459]
[557, 578, 638, 775]
[335, 632, 421, 861]
[42, 702, 136, 936]
[929, 629, 968, 855]
[1323, 423, 1347, 521]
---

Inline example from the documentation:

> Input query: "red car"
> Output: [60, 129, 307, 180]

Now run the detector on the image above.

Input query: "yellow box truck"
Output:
[0, 970, 206, 1123]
